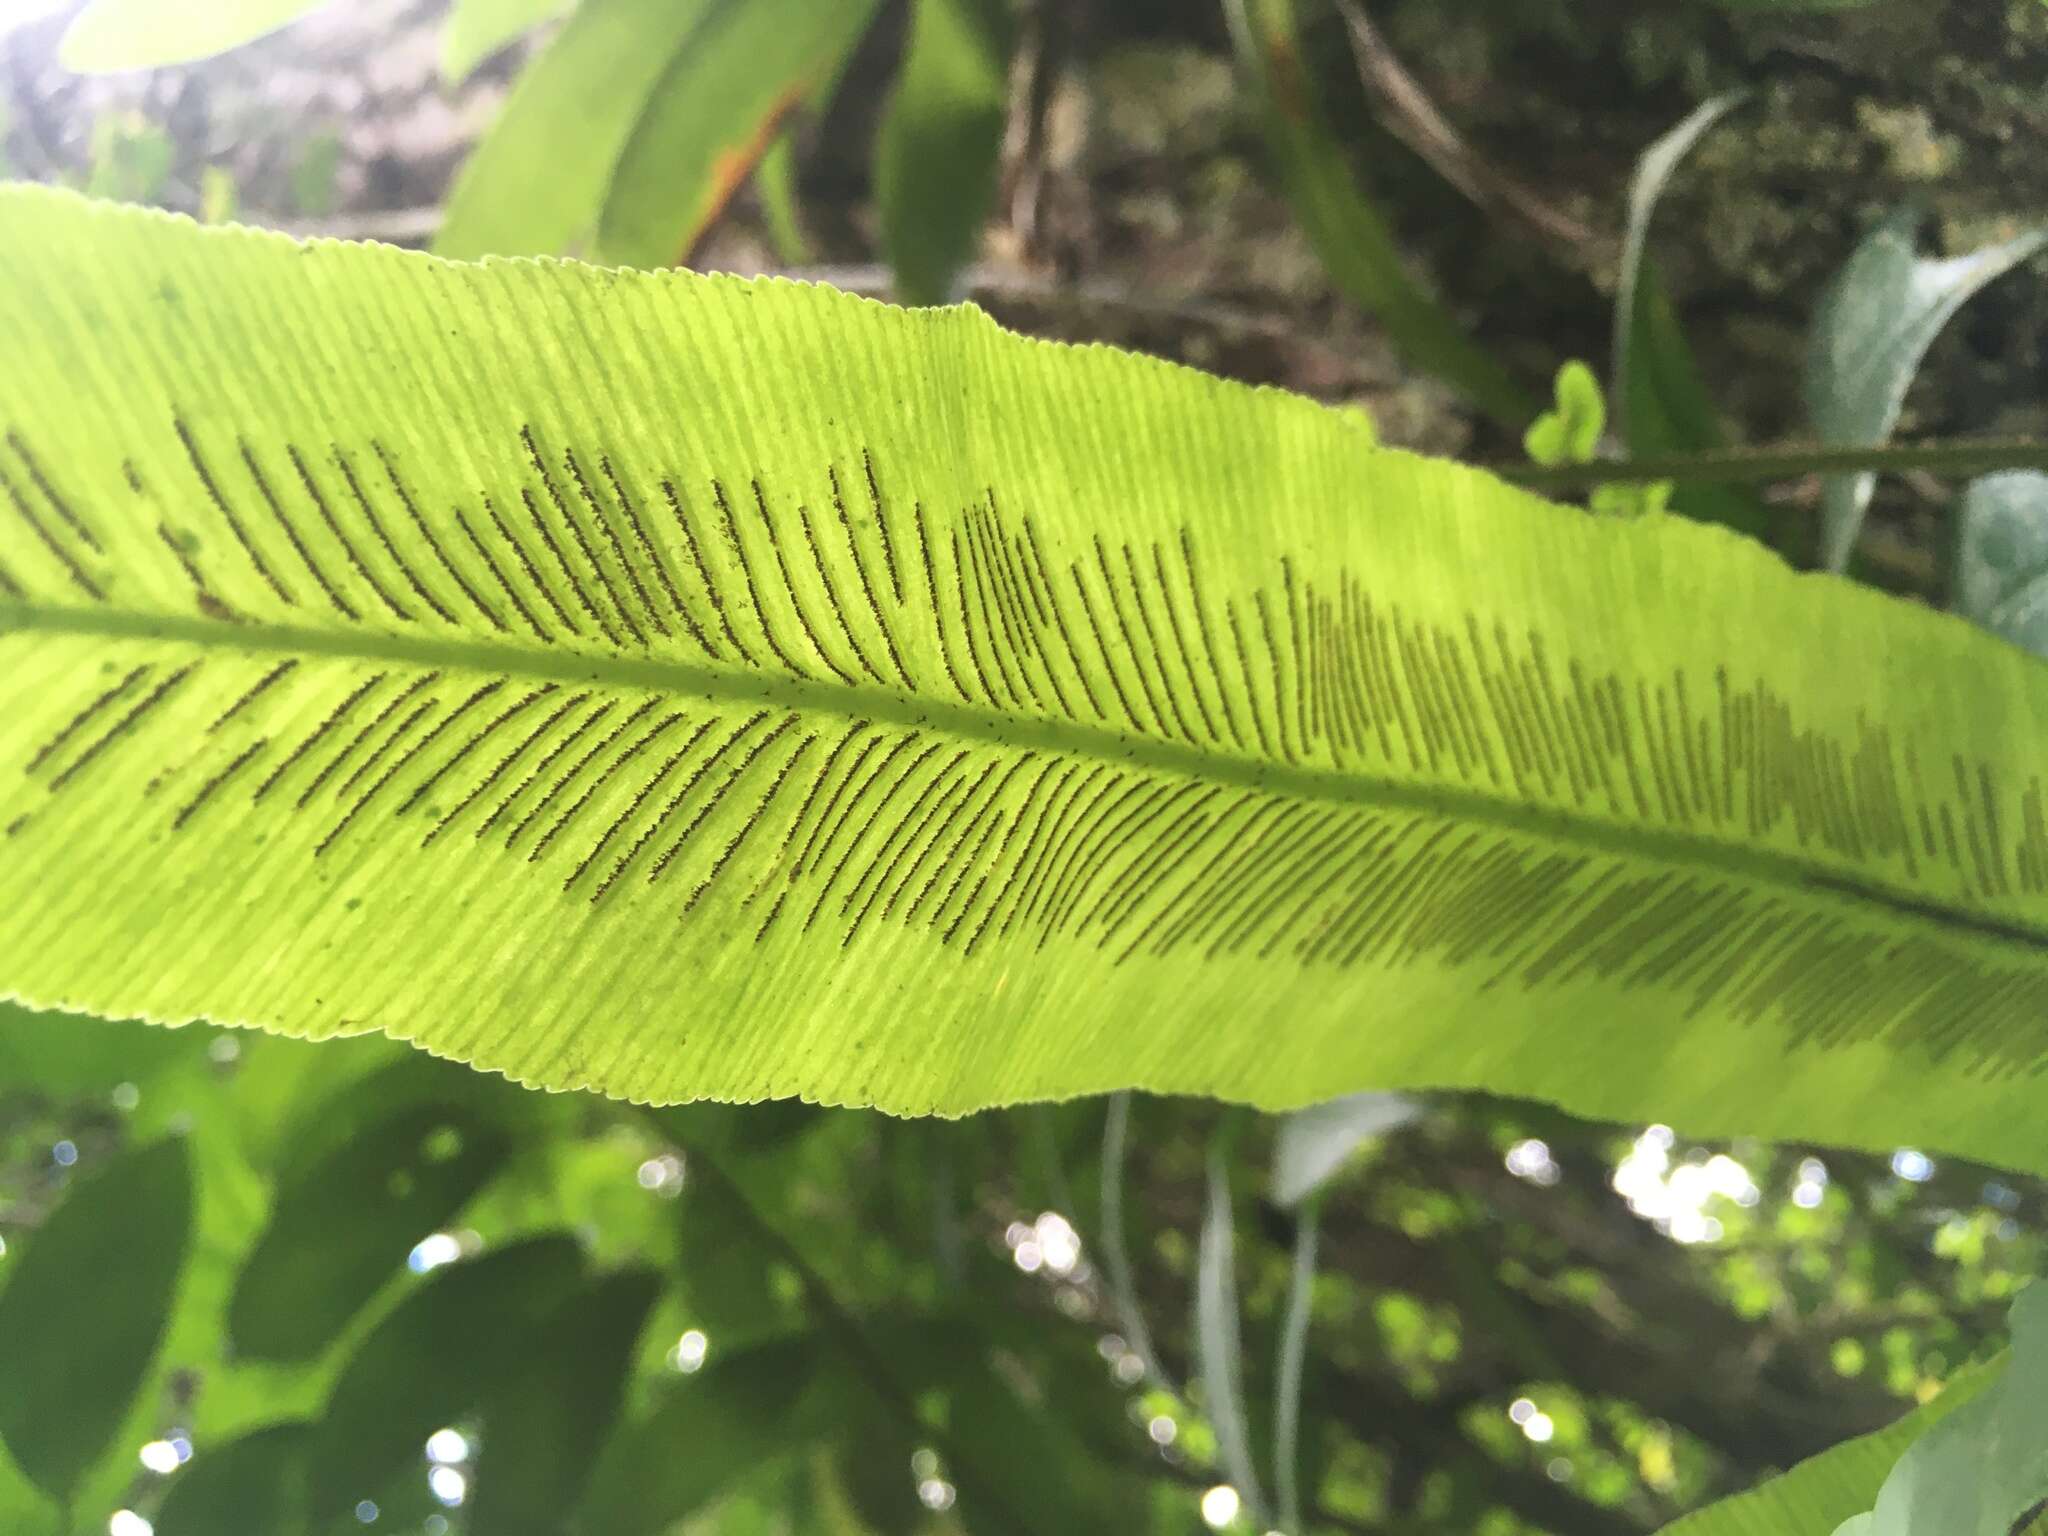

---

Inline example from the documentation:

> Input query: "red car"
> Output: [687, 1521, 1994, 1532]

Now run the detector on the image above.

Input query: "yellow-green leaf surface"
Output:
[8, 190, 2048, 1167]
[60, 0, 330, 72]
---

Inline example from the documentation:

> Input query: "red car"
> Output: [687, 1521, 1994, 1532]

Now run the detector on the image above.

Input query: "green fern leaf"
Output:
[5, 189, 2048, 1170]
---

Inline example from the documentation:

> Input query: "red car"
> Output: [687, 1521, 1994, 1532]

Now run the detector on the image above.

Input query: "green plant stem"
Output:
[1274, 1194, 1320, 1536]
[1495, 437, 2048, 493]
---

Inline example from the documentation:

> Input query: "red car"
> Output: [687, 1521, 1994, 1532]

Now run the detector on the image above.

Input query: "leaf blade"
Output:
[11, 190, 2048, 1178]
[0, 1138, 192, 1500]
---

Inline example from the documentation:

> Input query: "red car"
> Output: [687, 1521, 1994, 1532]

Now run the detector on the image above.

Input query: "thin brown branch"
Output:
[1332, 0, 1614, 275]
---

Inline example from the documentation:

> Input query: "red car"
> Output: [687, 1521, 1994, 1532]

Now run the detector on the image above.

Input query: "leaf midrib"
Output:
[9, 596, 2043, 956]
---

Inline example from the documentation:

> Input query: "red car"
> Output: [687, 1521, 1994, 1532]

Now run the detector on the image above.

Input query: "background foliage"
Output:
[1, 0, 2047, 1532]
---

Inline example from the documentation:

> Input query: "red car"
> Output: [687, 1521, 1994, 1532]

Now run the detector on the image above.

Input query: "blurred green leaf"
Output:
[0, 1138, 192, 1500]
[1830, 1288, 2048, 1534]
[1615, 90, 1747, 434]
[598, 0, 880, 267]
[228, 1101, 509, 1361]
[876, 0, 1012, 305]
[152, 1423, 313, 1536]
[442, 0, 572, 83]
[309, 1236, 584, 1522]
[1610, 92, 1770, 537]
[1807, 208, 2047, 570]
[1222, 0, 1532, 429]
[59, 0, 329, 71]
[757, 134, 815, 266]
[1197, 1129, 1267, 1528]
[288, 133, 342, 220]
[1272, 1195, 1318, 1536]
[470, 1269, 661, 1536]
[0, 1003, 206, 1102]
[1526, 361, 1607, 467]
[1271, 1091, 1420, 1208]
[436, 0, 718, 259]
[1954, 472, 2048, 656]
[1657, 1352, 2001, 1535]
[577, 1335, 818, 1536]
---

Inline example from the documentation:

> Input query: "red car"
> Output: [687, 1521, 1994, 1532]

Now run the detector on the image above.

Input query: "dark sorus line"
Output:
[716, 480, 810, 680]
[173, 419, 294, 606]
[343, 679, 505, 816]
[496, 696, 646, 846]
[572, 717, 720, 897]
[1179, 528, 1247, 751]
[1253, 590, 1299, 766]
[791, 730, 909, 884]
[423, 689, 587, 845]
[374, 443, 509, 634]
[1067, 565, 1148, 735]
[828, 465, 914, 689]
[1047, 779, 1201, 939]
[0, 553, 23, 600]
[209, 660, 299, 732]
[644, 713, 786, 886]
[333, 694, 440, 804]
[797, 502, 887, 686]
[522, 428, 633, 646]
[975, 503, 1065, 718]
[332, 447, 456, 625]
[939, 756, 1060, 944]
[1225, 601, 1276, 760]
[0, 458, 103, 601]
[472, 695, 618, 843]
[951, 527, 1014, 709]
[745, 720, 872, 905]
[685, 730, 816, 916]
[916, 503, 978, 706]
[841, 761, 978, 945]
[520, 485, 621, 647]
[316, 697, 461, 858]
[964, 762, 1086, 954]
[490, 493, 580, 636]
[821, 748, 964, 936]
[242, 441, 358, 621]
[49, 663, 197, 792]
[526, 707, 683, 863]
[983, 762, 1102, 950]
[174, 737, 270, 831]
[5, 429, 102, 553]
[1019, 770, 1134, 937]
[1092, 787, 1243, 940]
[397, 683, 557, 818]
[905, 754, 1037, 928]
[252, 672, 385, 803]
[662, 479, 753, 666]
[1116, 542, 1199, 746]
[27, 665, 149, 773]
[755, 484, 857, 686]
[456, 505, 551, 643]
[861, 449, 905, 604]
[565, 447, 663, 643]
[964, 511, 1043, 712]
[604, 456, 717, 659]
[294, 672, 437, 810]
[876, 765, 1001, 933]
[1014, 524, 1109, 719]
[1115, 796, 1292, 965]
[1095, 537, 1176, 740]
